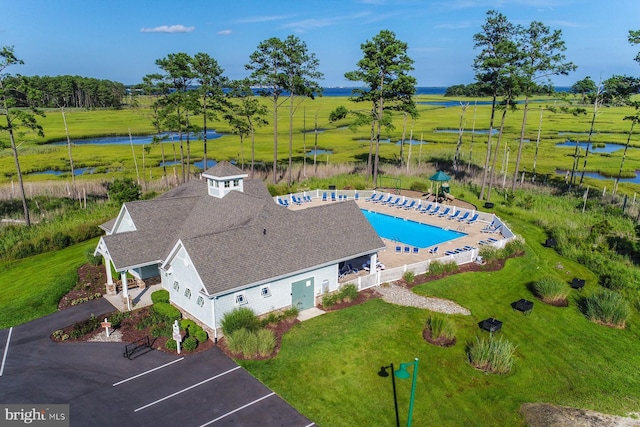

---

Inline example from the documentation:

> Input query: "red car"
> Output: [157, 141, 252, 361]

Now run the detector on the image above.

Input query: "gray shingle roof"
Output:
[202, 161, 247, 178]
[102, 177, 385, 295]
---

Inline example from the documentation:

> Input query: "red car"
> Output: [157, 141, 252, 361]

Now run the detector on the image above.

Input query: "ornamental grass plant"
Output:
[582, 290, 630, 328]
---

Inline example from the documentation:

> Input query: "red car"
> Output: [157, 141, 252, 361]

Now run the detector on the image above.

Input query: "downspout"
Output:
[212, 296, 218, 344]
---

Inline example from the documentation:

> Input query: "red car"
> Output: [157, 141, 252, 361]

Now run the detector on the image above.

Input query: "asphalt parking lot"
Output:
[0, 299, 313, 426]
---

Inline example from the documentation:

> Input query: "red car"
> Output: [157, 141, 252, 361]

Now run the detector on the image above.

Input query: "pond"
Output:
[28, 167, 96, 176]
[306, 149, 333, 156]
[555, 169, 640, 184]
[50, 130, 225, 146]
[555, 141, 628, 153]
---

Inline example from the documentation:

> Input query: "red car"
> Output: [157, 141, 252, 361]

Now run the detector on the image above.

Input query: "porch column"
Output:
[369, 253, 378, 275]
[121, 272, 131, 311]
[104, 257, 116, 296]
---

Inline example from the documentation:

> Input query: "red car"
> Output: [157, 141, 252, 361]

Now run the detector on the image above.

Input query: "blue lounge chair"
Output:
[412, 247, 419, 255]
[487, 237, 498, 243]
[396, 200, 409, 209]
[404, 200, 417, 210]
[303, 195, 312, 203]
[457, 212, 470, 222]
[428, 246, 439, 254]
[331, 192, 337, 202]
[462, 245, 475, 251]
[404, 246, 411, 254]
[291, 195, 302, 205]
[378, 195, 393, 204]
[354, 193, 359, 201]
[478, 240, 488, 246]
[445, 250, 457, 256]
[466, 213, 479, 224]
[447, 210, 461, 220]
[437, 207, 451, 217]
[428, 206, 441, 216]
[365, 193, 377, 202]
[414, 202, 423, 211]
[278, 198, 289, 207]
[322, 192, 327, 201]
[395, 245, 402, 254]
[386, 197, 401, 207]
[419, 203, 433, 213]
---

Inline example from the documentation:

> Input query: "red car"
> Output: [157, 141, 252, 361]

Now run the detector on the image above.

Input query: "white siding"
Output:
[114, 210, 136, 233]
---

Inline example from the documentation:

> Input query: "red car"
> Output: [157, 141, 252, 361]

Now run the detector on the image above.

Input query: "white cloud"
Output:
[217, 29, 232, 35]
[234, 15, 292, 24]
[140, 25, 195, 33]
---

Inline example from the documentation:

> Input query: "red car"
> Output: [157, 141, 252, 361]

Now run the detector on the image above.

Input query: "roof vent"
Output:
[263, 228, 267, 235]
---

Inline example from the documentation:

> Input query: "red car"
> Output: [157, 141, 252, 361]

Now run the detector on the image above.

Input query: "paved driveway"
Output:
[0, 299, 313, 426]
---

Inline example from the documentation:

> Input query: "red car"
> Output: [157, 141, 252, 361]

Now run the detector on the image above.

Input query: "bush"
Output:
[322, 293, 339, 308]
[467, 334, 516, 374]
[69, 314, 101, 339]
[150, 323, 172, 338]
[425, 314, 455, 340]
[337, 284, 358, 302]
[221, 307, 260, 336]
[194, 329, 208, 343]
[180, 319, 197, 332]
[582, 290, 630, 328]
[85, 248, 103, 266]
[427, 260, 459, 276]
[108, 177, 141, 205]
[165, 339, 177, 351]
[226, 328, 275, 358]
[152, 302, 181, 322]
[403, 271, 415, 284]
[151, 289, 170, 304]
[182, 336, 198, 352]
[533, 276, 569, 305]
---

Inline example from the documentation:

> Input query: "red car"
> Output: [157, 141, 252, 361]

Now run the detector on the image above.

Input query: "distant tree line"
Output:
[6, 75, 125, 109]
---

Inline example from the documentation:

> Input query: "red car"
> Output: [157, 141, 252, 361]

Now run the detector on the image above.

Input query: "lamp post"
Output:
[378, 363, 400, 427]
[394, 358, 419, 427]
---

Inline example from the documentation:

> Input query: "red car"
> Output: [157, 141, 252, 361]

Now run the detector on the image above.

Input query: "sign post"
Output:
[101, 318, 112, 337]
[172, 320, 182, 354]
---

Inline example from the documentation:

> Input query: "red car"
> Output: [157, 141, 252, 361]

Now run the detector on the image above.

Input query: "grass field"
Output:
[239, 211, 640, 426]
[0, 238, 98, 328]
[2, 95, 640, 195]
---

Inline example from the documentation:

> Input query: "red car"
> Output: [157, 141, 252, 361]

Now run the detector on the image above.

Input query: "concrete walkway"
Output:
[297, 307, 326, 321]
[102, 284, 163, 311]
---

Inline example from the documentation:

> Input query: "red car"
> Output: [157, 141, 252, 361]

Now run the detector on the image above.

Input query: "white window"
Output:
[173, 281, 179, 291]
[261, 286, 271, 297]
[235, 292, 247, 305]
[196, 296, 204, 307]
[224, 181, 230, 188]
[233, 179, 240, 187]
[184, 288, 191, 299]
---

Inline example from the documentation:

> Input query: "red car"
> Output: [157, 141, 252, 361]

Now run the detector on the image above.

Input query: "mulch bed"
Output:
[58, 264, 107, 310]
[422, 328, 457, 347]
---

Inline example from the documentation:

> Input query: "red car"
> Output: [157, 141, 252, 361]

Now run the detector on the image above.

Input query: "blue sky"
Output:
[2, 0, 639, 87]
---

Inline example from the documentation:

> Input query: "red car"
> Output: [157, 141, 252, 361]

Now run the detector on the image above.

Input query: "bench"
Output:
[123, 336, 151, 360]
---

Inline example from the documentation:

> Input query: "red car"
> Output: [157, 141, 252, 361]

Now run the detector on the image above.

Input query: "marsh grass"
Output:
[532, 276, 570, 305]
[467, 334, 517, 374]
[581, 290, 630, 328]
[425, 313, 455, 340]
[221, 307, 260, 335]
[427, 260, 459, 276]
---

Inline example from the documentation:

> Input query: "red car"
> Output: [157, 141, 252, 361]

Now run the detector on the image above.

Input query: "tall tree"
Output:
[511, 20, 576, 191]
[629, 30, 640, 65]
[0, 46, 45, 227]
[571, 76, 597, 104]
[345, 30, 416, 185]
[225, 79, 268, 178]
[472, 10, 520, 201]
[191, 53, 227, 170]
[153, 53, 196, 183]
[246, 38, 287, 184]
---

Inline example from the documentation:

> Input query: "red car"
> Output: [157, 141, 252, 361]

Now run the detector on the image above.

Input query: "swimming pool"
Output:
[361, 209, 466, 248]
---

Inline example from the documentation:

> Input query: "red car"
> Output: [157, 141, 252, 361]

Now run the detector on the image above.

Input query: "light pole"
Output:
[378, 363, 400, 427]
[394, 358, 419, 427]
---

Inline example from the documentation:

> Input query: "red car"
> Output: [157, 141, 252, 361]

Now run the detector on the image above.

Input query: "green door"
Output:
[291, 278, 315, 310]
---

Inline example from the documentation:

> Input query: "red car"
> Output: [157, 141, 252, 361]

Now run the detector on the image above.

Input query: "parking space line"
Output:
[113, 357, 184, 386]
[198, 392, 275, 426]
[134, 366, 242, 412]
[0, 327, 12, 377]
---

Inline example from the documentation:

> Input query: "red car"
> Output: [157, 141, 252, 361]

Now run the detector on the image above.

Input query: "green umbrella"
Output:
[429, 171, 451, 199]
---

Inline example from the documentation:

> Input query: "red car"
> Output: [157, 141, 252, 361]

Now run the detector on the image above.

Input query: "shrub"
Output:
[151, 289, 170, 304]
[194, 329, 208, 343]
[152, 302, 181, 322]
[409, 181, 430, 193]
[427, 260, 459, 276]
[283, 306, 299, 319]
[337, 284, 358, 302]
[69, 314, 101, 339]
[85, 248, 103, 266]
[502, 237, 525, 257]
[403, 271, 415, 284]
[108, 311, 128, 329]
[180, 319, 197, 332]
[322, 292, 339, 309]
[108, 177, 141, 205]
[533, 276, 569, 305]
[182, 336, 198, 352]
[467, 334, 516, 374]
[478, 245, 500, 262]
[582, 290, 630, 328]
[425, 314, 455, 340]
[221, 307, 260, 336]
[165, 339, 177, 351]
[255, 329, 276, 356]
[150, 323, 171, 338]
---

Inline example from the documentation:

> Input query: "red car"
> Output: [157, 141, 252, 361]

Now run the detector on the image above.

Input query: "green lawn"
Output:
[0, 238, 99, 328]
[239, 218, 640, 426]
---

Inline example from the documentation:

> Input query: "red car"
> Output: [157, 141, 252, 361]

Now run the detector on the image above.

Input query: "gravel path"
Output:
[375, 284, 471, 315]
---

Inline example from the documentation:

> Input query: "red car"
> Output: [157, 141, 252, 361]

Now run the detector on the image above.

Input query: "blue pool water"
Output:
[361, 209, 466, 248]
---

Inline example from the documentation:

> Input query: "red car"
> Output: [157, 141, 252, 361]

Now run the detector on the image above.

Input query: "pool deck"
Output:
[287, 197, 500, 271]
